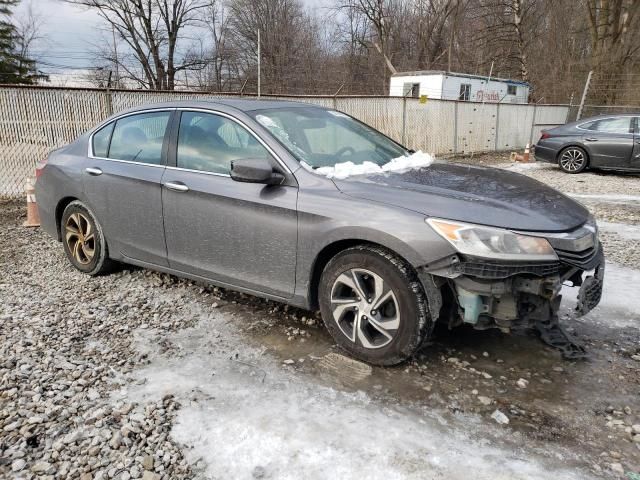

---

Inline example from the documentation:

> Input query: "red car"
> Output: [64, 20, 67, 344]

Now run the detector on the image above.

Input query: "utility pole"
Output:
[257, 28, 261, 99]
[482, 61, 494, 105]
[576, 70, 592, 120]
[112, 26, 119, 88]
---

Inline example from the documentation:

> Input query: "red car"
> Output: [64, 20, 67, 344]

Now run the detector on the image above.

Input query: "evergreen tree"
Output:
[0, 0, 39, 84]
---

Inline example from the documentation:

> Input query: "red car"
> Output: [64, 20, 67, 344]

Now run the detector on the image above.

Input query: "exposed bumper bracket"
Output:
[575, 259, 605, 317]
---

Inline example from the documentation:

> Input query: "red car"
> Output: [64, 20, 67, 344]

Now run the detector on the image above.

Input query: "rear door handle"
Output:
[584, 137, 598, 142]
[85, 167, 103, 176]
[163, 181, 189, 192]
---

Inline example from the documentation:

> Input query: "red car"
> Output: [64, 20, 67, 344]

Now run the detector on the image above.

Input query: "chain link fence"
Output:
[0, 85, 570, 198]
[566, 104, 640, 122]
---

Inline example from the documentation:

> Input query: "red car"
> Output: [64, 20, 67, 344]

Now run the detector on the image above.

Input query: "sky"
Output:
[14, 0, 104, 85]
[13, 0, 332, 87]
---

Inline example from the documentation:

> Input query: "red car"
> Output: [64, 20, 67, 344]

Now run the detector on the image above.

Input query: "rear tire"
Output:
[61, 201, 115, 276]
[318, 245, 432, 366]
[558, 146, 588, 173]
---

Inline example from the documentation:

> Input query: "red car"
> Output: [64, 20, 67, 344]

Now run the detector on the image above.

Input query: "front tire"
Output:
[558, 146, 588, 173]
[318, 245, 432, 366]
[61, 201, 114, 275]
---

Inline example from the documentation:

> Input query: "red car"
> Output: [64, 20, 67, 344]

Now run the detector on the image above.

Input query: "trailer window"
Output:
[507, 85, 517, 95]
[459, 84, 471, 101]
[403, 83, 420, 98]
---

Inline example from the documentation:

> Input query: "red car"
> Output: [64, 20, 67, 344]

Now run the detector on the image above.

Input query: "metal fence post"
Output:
[576, 70, 592, 121]
[529, 104, 537, 146]
[401, 95, 407, 145]
[494, 103, 500, 150]
[453, 100, 458, 154]
[105, 88, 113, 117]
[332, 84, 344, 111]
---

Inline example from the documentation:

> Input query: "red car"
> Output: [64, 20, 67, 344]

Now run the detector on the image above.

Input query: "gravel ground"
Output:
[0, 201, 197, 479]
[1, 155, 639, 480]
[450, 152, 640, 196]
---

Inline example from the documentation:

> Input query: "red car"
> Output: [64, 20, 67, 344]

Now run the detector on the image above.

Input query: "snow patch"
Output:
[568, 193, 640, 205]
[123, 310, 593, 480]
[501, 162, 547, 172]
[315, 150, 434, 179]
[599, 221, 640, 240]
[562, 262, 640, 329]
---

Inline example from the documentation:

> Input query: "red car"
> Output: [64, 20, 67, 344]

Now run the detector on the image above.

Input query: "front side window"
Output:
[108, 111, 171, 164]
[177, 111, 271, 175]
[92, 122, 114, 158]
[581, 117, 632, 134]
[251, 107, 407, 169]
[459, 84, 471, 101]
[507, 85, 517, 95]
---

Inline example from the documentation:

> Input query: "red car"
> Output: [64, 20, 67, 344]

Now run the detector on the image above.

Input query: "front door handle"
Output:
[85, 167, 103, 176]
[163, 181, 189, 192]
[584, 137, 598, 142]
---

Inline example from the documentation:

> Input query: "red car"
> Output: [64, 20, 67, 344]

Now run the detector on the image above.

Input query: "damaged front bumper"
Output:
[418, 245, 605, 358]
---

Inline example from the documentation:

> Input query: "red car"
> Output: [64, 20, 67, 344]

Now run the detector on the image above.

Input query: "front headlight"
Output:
[426, 218, 558, 261]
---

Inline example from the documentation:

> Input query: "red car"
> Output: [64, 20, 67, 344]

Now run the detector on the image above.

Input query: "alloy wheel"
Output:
[330, 268, 400, 349]
[559, 148, 585, 172]
[65, 212, 95, 265]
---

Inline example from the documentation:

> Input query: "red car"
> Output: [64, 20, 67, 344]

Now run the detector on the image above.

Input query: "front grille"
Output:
[457, 258, 560, 279]
[555, 245, 600, 269]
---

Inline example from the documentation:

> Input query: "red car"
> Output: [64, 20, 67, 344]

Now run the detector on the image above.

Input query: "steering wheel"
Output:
[335, 146, 355, 158]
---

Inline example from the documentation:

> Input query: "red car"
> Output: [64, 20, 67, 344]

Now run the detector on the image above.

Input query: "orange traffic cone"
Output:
[511, 144, 532, 163]
[23, 178, 40, 227]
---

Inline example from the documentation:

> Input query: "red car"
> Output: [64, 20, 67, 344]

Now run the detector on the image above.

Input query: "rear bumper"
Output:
[533, 144, 557, 163]
[34, 178, 59, 240]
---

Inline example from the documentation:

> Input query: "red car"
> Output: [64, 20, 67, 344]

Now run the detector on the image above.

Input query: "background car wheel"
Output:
[558, 146, 588, 173]
[318, 245, 432, 366]
[61, 201, 115, 275]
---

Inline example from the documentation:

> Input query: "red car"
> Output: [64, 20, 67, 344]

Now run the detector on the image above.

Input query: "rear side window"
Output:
[108, 112, 171, 164]
[92, 122, 114, 158]
[581, 117, 632, 134]
[177, 111, 271, 175]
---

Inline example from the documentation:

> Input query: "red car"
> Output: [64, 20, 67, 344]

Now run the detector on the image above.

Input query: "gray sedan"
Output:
[36, 99, 604, 365]
[535, 114, 640, 173]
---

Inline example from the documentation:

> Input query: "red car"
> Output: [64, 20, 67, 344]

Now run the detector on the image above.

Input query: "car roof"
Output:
[122, 98, 322, 115]
[579, 113, 640, 121]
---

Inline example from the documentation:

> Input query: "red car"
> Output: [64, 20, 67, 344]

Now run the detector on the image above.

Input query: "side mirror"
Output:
[230, 158, 285, 185]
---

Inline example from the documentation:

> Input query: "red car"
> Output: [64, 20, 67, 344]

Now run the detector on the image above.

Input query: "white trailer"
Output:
[389, 70, 530, 104]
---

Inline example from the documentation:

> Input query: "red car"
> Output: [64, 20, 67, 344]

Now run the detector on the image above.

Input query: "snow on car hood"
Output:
[307, 151, 434, 179]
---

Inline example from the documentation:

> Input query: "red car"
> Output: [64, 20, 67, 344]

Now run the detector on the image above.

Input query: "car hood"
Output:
[332, 163, 589, 232]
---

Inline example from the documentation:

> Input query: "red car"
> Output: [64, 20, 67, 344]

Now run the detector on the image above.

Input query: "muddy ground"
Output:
[1, 156, 639, 479]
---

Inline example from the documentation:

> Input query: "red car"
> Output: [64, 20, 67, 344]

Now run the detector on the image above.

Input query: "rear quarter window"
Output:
[92, 122, 114, 158]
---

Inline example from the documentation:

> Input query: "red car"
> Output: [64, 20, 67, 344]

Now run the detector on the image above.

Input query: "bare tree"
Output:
[227, 0, 320, 94]
[66, 0, 213, 90]
[14, 0, 44, 61]
[585, 0, 640, 103]
[63, 0, 638, 104]
[192, 0, 243, 91]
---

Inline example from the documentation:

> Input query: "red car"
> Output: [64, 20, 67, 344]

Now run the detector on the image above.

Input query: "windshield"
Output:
[250, 107, 408, 169]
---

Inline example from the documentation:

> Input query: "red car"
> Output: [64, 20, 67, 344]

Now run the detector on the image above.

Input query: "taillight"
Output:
[539, 131, 551, 140]
[35, 157, 48, 179]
